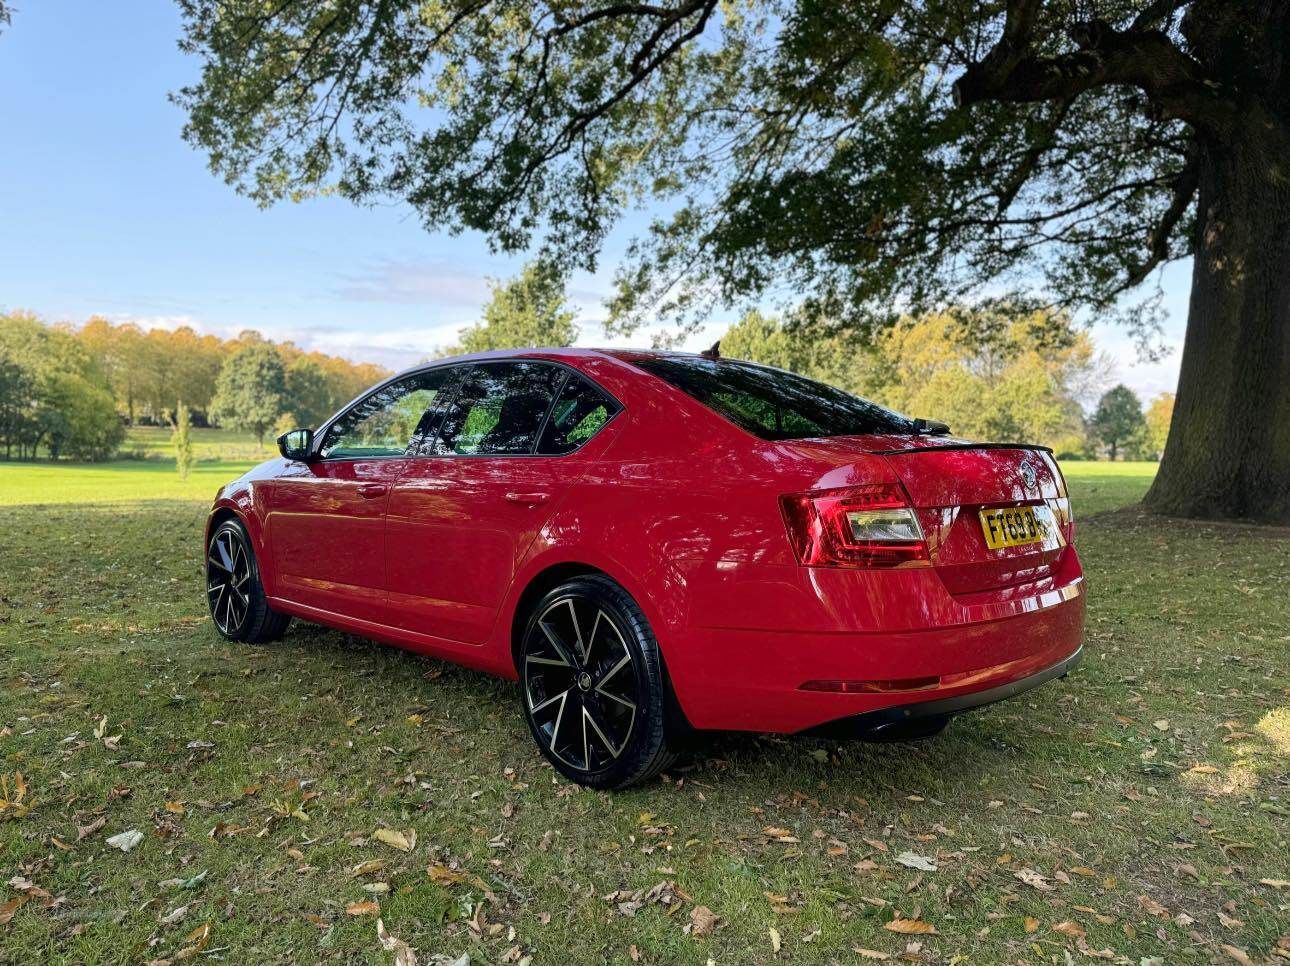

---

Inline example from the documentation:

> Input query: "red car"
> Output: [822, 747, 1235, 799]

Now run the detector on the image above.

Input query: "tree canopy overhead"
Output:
[176, 1, 1290, 520]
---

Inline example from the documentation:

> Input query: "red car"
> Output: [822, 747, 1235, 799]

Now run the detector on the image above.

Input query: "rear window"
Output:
[633, 357, 914, 441]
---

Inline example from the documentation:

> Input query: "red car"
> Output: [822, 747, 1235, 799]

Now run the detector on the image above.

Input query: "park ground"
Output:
[0, 454, 1286, 965]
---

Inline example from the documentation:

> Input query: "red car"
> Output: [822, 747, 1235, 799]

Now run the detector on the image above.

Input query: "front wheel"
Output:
[205, 518, 291, 644]
[518, 575, 677, 789]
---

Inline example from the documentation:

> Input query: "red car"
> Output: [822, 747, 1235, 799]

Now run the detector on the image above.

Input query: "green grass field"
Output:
[119, 426, 274, 464]
[1, 458, 1287, 965]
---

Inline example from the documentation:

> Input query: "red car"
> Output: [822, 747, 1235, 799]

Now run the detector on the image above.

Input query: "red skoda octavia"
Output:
[205, 349, 1084, 788]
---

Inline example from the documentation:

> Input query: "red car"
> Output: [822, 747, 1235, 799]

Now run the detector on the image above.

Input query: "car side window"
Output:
[537, 372, 621, 455]
[435, 362, 565, 456]
[319, 369, 453, 459]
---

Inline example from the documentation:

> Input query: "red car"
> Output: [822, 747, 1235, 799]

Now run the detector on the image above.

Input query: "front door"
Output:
[269, 368, 454, 624]
[386, 362, 622, 644]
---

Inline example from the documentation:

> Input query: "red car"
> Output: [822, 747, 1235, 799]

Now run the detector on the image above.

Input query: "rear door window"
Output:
[434, 361, 564, 455]
[632, 356, 914, 440]
[537, 372, 621, 455]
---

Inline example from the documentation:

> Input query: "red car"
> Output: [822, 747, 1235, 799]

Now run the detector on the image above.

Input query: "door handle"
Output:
[357, 483, 389, 499]
[505, 491, 550, 507]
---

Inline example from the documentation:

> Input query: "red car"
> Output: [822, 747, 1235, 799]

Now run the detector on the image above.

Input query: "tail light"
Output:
[1041, 453, 1075, 544]
[780, 482, 929, 568]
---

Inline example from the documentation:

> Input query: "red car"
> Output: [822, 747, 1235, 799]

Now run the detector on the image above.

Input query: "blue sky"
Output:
[0, 1, 1189, 399]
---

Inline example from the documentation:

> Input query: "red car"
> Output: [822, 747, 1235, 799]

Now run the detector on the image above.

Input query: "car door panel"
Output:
[384, 362, 621, 644]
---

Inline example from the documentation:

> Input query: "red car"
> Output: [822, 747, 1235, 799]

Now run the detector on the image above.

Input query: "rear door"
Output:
[269, 368, 454, 623]
[385, 362, 621, 643]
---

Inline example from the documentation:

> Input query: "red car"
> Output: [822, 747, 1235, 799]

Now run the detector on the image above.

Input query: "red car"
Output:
[205, 348, 1083, 788]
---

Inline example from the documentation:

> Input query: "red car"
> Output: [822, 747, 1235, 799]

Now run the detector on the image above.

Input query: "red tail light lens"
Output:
[780, 482, 930, 568]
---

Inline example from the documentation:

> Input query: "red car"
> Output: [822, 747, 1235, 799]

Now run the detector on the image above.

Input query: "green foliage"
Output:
[172, 1, 1251, 340]
[721, 304, 1100, 453]
[284, 356, 333, 428]
[171, 403, 195, 480]
[1092, 385, 1147, 460]
[455, 260, 577, 353]
[1145, 392, 1174, 460]
[210, 344, 287, 446]
[0, 312, 124, 461]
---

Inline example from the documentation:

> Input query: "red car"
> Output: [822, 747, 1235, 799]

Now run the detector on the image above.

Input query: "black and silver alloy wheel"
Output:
[519, 575, 678, 789]
[207, 526, 251, 636]
[204, 519, 291, 644]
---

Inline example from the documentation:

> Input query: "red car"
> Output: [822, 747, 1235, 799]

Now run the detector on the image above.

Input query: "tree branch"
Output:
[954, 18, 1235, 136]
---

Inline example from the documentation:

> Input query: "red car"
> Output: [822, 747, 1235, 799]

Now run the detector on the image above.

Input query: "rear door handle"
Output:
[357, 483, 389, 499]
[505, 491, 550, 507]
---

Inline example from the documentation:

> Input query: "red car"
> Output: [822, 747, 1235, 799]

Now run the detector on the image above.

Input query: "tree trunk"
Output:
[1145, 121, 1290, 522]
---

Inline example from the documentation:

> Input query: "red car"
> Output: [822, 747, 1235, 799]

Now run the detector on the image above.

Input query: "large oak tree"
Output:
[175, 0, 1290, 521]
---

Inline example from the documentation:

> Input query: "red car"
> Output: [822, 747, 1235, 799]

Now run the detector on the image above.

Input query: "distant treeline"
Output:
[0, 312, 390, 461]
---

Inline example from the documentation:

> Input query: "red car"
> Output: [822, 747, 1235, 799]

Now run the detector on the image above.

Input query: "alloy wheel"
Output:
[206, 527, 251, 636]
[523, 596, 639, 772]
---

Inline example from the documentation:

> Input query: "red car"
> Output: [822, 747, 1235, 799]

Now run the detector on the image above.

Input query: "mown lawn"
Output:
[120, 426, 274, 464]
[0, 460, 1286, 965]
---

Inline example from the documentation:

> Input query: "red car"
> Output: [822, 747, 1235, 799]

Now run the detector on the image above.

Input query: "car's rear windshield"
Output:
[632, 356, 915, 441]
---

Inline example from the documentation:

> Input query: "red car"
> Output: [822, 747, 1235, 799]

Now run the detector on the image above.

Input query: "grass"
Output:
[120, 426, 274, 464]
[1, 459, 1287, 965]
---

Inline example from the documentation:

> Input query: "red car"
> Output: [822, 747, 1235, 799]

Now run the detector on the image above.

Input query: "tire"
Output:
[205, 518, 291, 644]
[518, 575, 678, 789]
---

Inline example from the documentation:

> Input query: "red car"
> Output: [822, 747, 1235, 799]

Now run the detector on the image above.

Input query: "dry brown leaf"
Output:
[853, 949, 891, 960]
[1260, 879, 1290, 889]
[1138, 895, 1169, 918]
[689, 905, 717, 937]
[883, 918, 937, 935]
[376, 918, 418, 966]
[1221, 944, 1255, 966]
[373, 828, 416, 853]
[1014, 868, 1056, 892]
[768, 926, 781, 954]
[0, 895, 29, 925]
[1023, 917, 1040, 933]
[1053, 921, 1086, 939]
[428, 863, 467, 886]
[346, 901, 380, 917]
[351, 860, 386, 878]
[76, 816, 107, 841]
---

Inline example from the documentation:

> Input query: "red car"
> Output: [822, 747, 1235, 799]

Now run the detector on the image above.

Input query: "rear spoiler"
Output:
[871, 442, 1054, 456]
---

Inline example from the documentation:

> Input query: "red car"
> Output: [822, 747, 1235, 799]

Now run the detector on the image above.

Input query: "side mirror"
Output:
[277, 428, 314, 462]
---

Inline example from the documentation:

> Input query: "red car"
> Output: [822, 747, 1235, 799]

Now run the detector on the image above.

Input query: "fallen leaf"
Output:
[347, 900, 380, 917]
[1053, 921, 1085, 938]
[376, 918, 419, 966]
[0, 895, 29, 925]
[351, 860, 386, 878]
[1023, 917, 1040, 933]
[689, 905, 717, 937]
[106, 829, 144, 852]
[1014, 868, 1056, 892]
[1260, 879, 1290, 889]
[853, 949, 890, 960]
[373, 828, 416, 853]
[428, 863, 467, 886]
[1153, 719, 1169, 731]
[1221, 944, 1255, 966]
[76, 816, 107, 841]
[768, 926, 781, 954]
[1138, 895, 1169, 918]
[895, 852, 937, 872]
[884, 918, 937, 935]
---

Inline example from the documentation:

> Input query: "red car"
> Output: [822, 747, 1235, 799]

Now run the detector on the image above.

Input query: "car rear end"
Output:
[617, 353, 1085, 737]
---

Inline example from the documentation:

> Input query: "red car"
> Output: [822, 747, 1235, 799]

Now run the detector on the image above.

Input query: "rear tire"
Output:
[518, 575, 677, 789]
[205, 518, 291, 644]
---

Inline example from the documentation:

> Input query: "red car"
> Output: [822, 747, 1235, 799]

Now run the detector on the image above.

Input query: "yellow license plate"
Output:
[979, 506, 1048, 550]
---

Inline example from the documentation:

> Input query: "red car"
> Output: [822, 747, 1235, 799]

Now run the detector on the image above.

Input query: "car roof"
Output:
[389, 346, 711, 379]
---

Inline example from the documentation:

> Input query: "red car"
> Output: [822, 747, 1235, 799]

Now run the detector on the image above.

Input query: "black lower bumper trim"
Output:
[798, 645, 1083, 740]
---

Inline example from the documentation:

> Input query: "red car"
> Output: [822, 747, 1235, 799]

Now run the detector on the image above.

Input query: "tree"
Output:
[1, 313, 124, 461]
[721, 309, 877, 397]
[176, 1, 1290, 521]
[284, 356, 334, 428]
[1145, 392, 1175, 460]
[454, 260, 578, 353]
[172, 403, 195, 480]
[210, 343, 287, 446]
[1092, 385, 1146, 461]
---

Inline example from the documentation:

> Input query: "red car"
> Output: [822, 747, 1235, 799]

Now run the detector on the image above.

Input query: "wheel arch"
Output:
[506, 558, 695, 735]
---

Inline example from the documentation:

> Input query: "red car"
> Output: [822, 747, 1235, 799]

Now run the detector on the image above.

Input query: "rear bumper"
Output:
[665, 574, 1086, 733]
[799, 645, 1082, 738]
